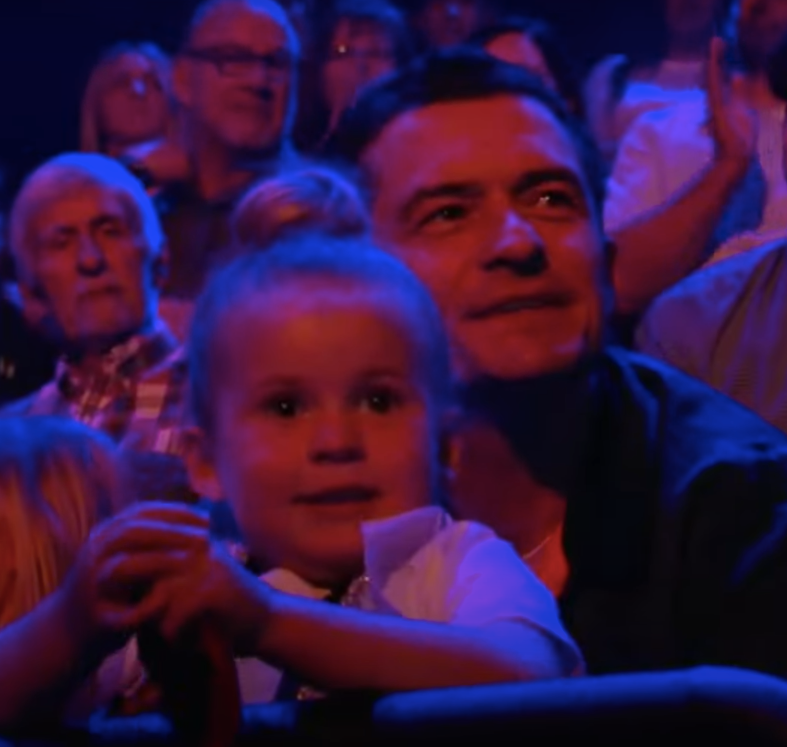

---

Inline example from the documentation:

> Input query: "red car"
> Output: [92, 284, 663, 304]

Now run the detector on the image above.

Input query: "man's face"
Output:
[175, 3, 296, 153]
[417, 0, 482, 49]
[365, 95, 610, 382]
[20, 182, 158, 353]
[737, 0, 787, 70]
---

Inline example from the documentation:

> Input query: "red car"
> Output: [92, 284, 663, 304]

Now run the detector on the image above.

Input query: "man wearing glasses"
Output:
[160, 0, 301, 299]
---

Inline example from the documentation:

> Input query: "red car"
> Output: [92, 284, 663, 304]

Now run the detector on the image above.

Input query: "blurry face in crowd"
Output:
[664, 0, 721, 45]
[365, 95, 611, 383]
[736, 0, 787, 70]
[189, 278, 444, 586]
[322, 19, 397, 116]
[174, 1, 297, 154]
[18, 176, 161, 355]
[417, 0, 483, 49]
[484, 32, 557, 90]
[98, 53, 170, 149]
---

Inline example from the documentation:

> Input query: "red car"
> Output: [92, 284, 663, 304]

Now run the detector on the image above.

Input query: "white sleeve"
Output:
[424, 521, 584, 676]
[604, 112, 669, 232]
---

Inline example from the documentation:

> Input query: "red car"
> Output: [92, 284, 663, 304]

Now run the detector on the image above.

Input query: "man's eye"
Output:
[420, 204, 468, 228]
[531, 189, 579, 211]
[262, 396, 302, 418]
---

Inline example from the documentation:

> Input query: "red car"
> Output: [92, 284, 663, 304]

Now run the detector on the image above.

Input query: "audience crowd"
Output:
[4, 0, 787, 736]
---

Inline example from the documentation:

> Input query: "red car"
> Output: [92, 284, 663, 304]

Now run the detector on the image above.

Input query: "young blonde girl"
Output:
[0, 417, 124, 629]
[0, 417, 132, 725]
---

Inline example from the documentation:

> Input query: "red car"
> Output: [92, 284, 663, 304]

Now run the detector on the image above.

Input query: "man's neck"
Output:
[64, 322, 153, 376]
[452, 364, 596, 555]
[189, 133, 287, 203]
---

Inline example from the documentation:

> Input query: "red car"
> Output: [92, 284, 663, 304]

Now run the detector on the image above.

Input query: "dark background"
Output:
[0, 0, 656, 197]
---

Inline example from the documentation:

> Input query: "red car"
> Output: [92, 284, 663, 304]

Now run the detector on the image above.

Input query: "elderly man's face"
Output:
[21, 181, 159, 353]
[365, 95, 610, 382]
[175, 2, 296, 154]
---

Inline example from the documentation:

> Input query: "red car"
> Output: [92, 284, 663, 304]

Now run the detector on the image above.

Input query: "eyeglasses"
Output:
[328, 44, 395, 63]
[184, 47, 294, 79]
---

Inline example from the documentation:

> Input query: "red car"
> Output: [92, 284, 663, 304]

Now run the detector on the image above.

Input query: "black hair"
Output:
[327, 48, 607, 217]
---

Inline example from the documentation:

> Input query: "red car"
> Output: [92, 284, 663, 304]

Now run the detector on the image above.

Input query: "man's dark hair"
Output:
[327, 49, 606, 217]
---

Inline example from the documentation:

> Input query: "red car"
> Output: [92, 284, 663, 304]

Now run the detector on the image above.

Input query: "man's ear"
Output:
[17, 279, 50, 331]
[181, 426, 223, 500]
[601, 236, 618, 319]
[152, 242, 170, 290]
[172, 57, 193, 109]
[438, 406, 462, 484]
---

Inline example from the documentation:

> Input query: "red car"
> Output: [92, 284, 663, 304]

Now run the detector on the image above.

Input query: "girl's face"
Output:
[190, 279, 449, 587]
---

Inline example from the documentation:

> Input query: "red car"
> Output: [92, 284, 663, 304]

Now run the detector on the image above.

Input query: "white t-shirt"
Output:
[605, 95, 787, 266]
[236, 506, 583, 703]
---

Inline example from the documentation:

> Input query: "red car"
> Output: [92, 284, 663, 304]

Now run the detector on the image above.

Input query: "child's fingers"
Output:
[117, 502, 210, 528]
[97, 550, 195, 595]
[105, 576, 181, 630]
[98, 520, 209, 560]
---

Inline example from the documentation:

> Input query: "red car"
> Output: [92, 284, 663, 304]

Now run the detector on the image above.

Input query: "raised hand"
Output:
[706, 37, 758, 172]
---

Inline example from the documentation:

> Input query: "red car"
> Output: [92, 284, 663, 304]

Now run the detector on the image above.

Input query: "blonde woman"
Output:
[80, 42, 174, 157]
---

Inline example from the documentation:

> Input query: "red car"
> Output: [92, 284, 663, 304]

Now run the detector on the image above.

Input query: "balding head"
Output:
[186, 0, 299, 53]
[9, 153, 167, 355]
[175, 0, 299, 154]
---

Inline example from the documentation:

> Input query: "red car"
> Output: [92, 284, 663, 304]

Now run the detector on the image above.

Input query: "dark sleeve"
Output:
[677, 453, 787, 677]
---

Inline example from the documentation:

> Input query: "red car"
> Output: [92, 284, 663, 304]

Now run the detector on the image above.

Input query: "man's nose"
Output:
[76, 236, 107, 275]
[485, 210, 548, 276]
[130, 78, 147, 97]
[309, 409, 365, 464]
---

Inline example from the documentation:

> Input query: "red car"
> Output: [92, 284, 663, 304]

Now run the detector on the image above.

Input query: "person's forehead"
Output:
[366, 96, 587, 205]
[190, 3, 292, 50]
[219, 280, 425, 367]
[31, 180, 128, 230]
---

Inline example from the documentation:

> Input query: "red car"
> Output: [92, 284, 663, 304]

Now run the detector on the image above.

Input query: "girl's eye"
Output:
[362, 387, 402, 414]
[262, 396, 302, 419]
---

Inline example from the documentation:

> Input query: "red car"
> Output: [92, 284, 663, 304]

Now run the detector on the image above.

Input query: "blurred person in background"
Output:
[587, 0, 729, 162]
[411, 0, 496, 51]
[295, 0, 412, 152]
[469, 16, 585, 118]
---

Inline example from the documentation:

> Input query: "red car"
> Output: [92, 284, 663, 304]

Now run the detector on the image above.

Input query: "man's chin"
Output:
[455, 340, 591, 383]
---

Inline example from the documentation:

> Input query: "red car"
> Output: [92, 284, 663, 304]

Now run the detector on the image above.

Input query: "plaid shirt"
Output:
[4, 322, 187, 455]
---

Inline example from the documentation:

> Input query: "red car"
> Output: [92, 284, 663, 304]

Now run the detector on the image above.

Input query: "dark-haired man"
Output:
[330, 49, 787, 677]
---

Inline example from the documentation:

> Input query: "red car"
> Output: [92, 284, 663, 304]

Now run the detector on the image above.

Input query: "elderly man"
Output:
[330, 50, 787, 677]
[4, 153, 185, 458]
[156, 0, 301, 298]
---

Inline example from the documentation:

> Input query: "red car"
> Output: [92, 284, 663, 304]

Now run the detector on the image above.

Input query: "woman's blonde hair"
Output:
[0, 417, 124, 628]
[231, 166, 370, 250]
[80, 42, 173, 154]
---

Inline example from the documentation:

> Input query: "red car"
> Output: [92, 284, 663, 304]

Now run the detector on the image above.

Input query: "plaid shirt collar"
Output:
[56, 321, 178, 401]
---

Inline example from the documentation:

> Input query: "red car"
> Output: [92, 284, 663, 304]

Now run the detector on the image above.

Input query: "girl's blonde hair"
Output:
[0, 417, 124, 628]
[231, 166, 370, 251]
[80, 42, 173, 154]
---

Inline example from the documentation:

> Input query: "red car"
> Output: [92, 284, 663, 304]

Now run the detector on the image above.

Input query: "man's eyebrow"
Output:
[399, 182, 484, 224]
[90, 212, 129, 232]
[512, 167, 587, 197]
